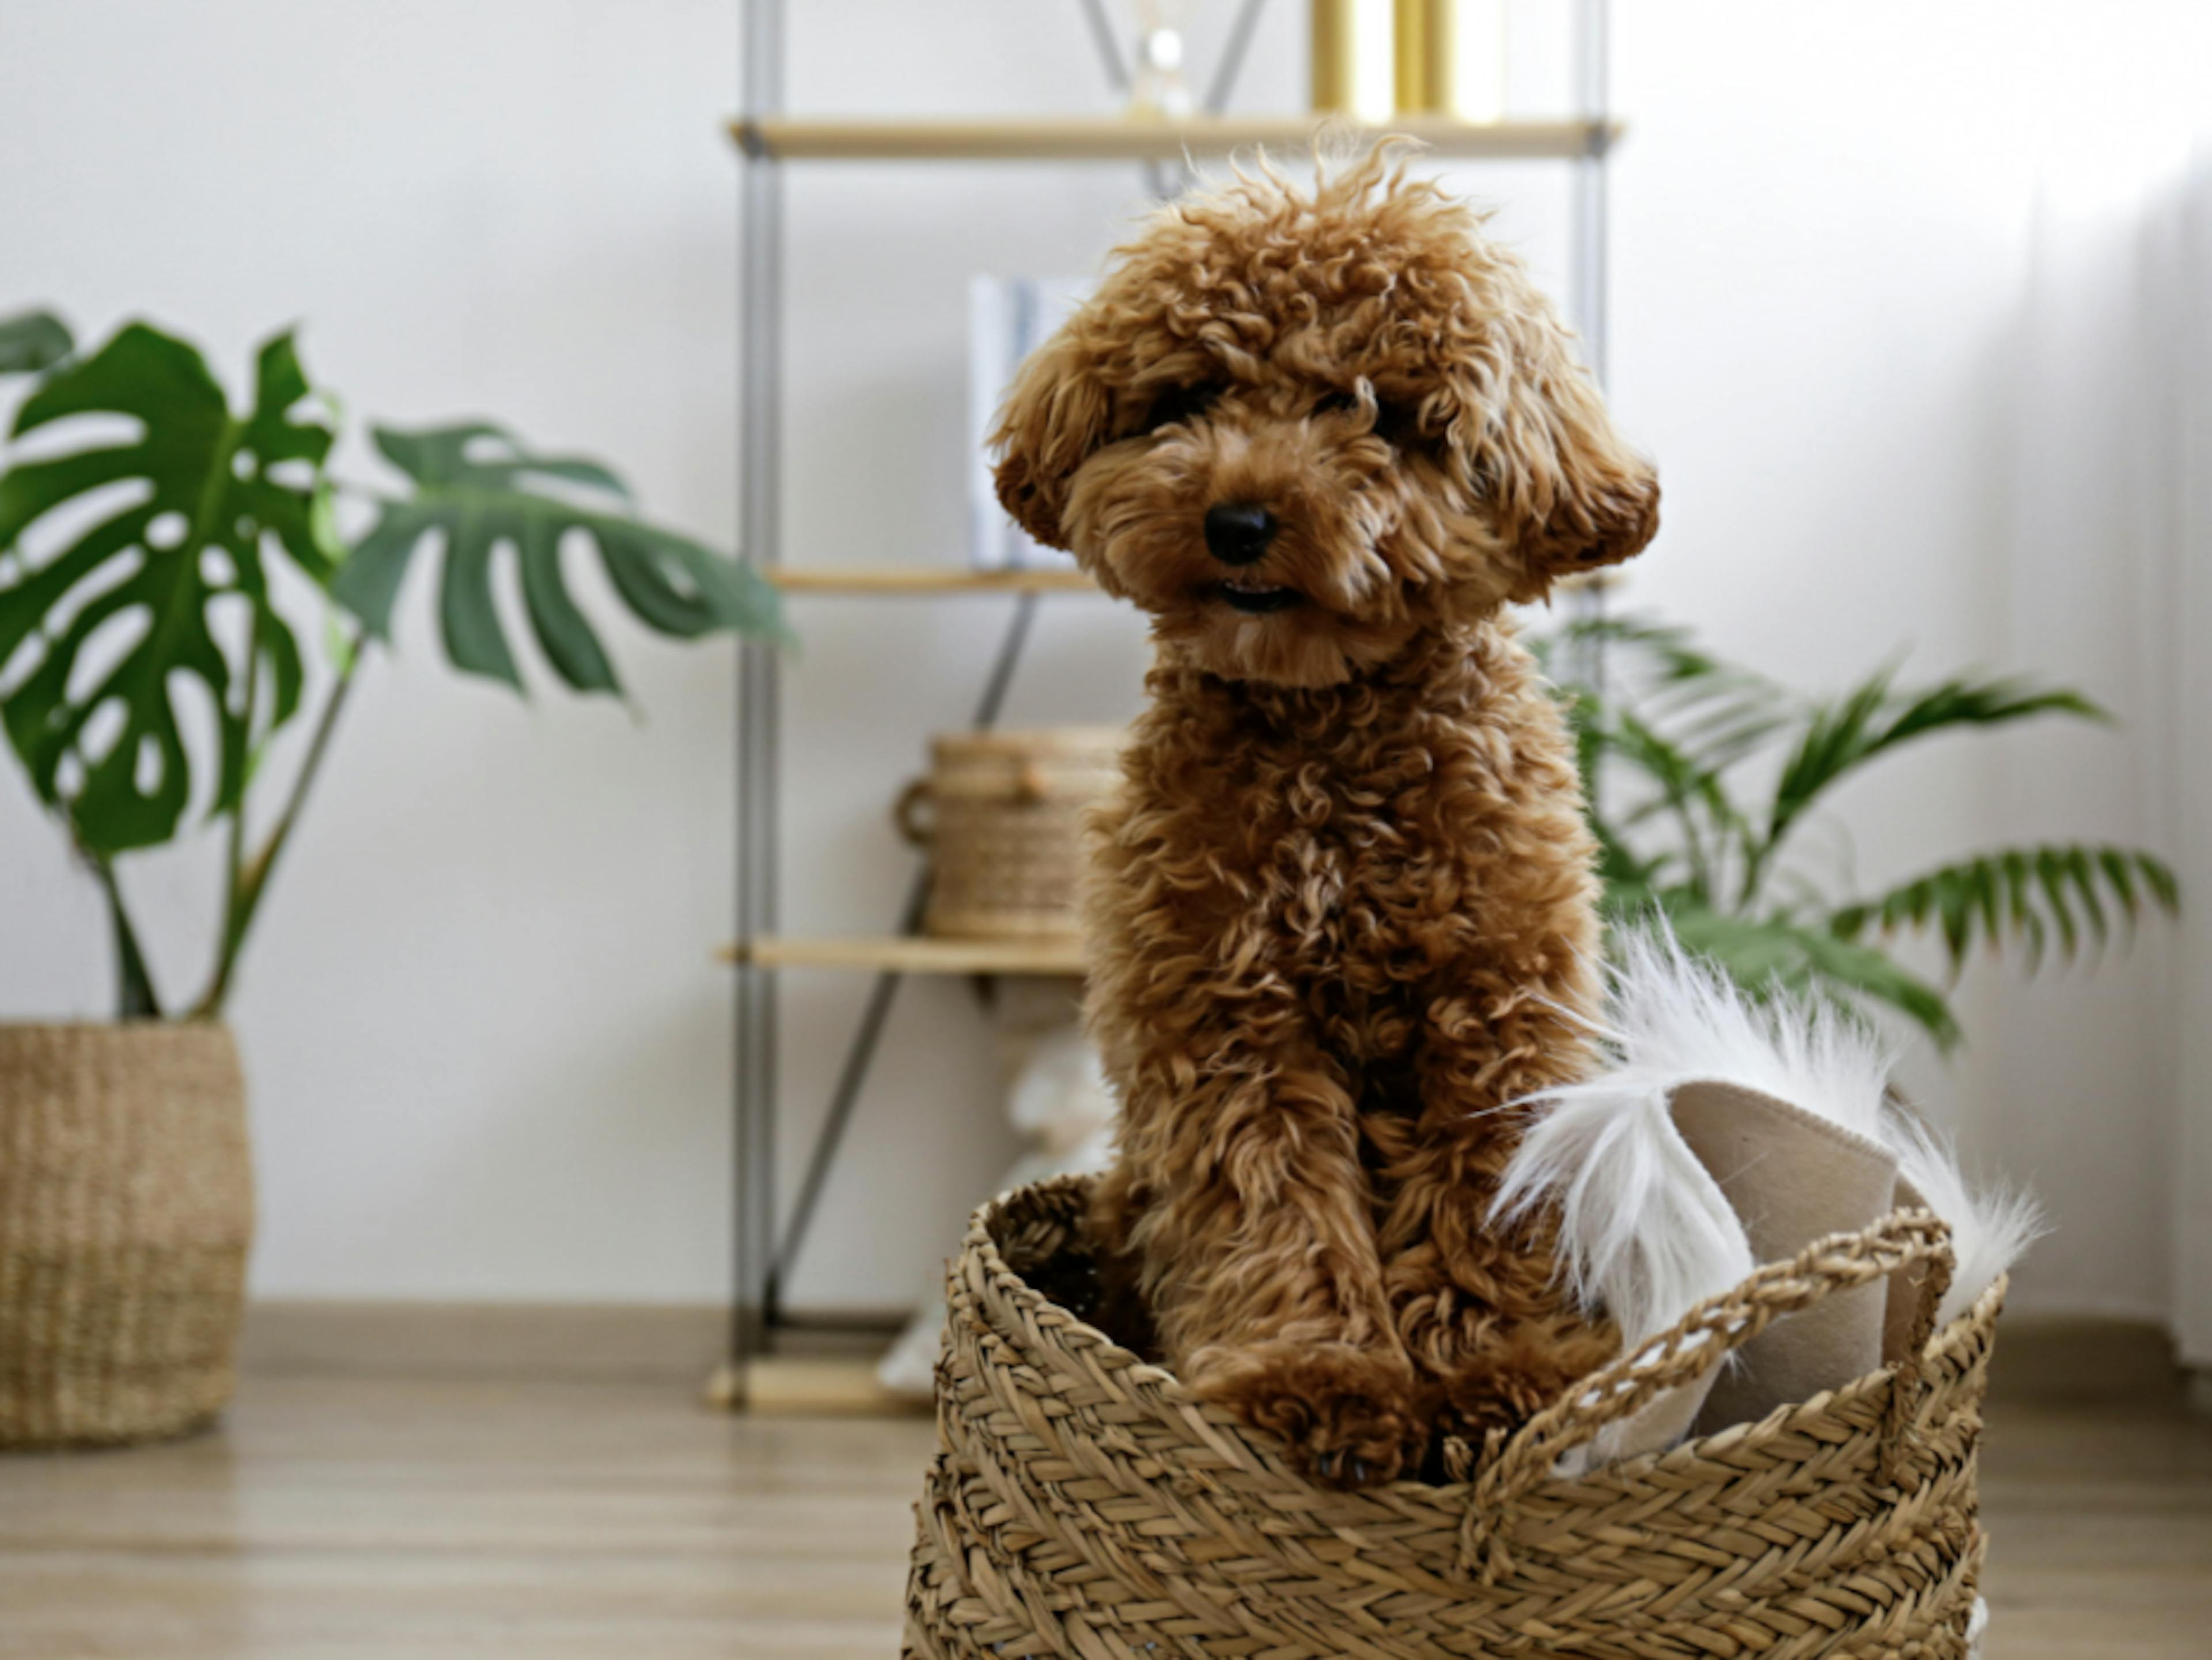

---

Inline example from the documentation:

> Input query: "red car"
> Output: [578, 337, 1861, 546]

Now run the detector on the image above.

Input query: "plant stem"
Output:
[209, 607, 265, 1004]
[88, 848, 162, 1020]
[191, 633, 365, 1017]
[1738, 833, 1775, 912]
[1670, 792, 1711, 904]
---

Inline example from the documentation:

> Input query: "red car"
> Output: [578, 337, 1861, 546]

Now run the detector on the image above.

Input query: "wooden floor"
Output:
[1, 1374, 2207, 1658]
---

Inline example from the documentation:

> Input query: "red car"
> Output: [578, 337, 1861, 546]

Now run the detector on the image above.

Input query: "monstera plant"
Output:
[0, 305, 781, 1449]
[1541, 614, 2179, 1048]
[0, 308, 782, 1019]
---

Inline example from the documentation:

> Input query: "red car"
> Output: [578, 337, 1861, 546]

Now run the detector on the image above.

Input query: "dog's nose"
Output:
[1204, 502, 1277, 566]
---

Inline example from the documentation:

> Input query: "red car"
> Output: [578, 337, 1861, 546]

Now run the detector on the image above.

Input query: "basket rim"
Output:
[0, 1019, 237, 1037]
[926, 724, 1126, 757]
[963, 1174, 2003, 1506]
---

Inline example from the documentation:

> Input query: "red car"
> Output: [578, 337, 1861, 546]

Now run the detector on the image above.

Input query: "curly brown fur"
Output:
[991, 148, 1654, 1488]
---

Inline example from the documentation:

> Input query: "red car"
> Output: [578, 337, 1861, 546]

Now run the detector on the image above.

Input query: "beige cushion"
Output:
[1669, 1080, 1900, 1434]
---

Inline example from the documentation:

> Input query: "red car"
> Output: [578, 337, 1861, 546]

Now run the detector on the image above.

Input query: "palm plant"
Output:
[1540, 614, 2179, 1049]
[0, 308, 783, 1020]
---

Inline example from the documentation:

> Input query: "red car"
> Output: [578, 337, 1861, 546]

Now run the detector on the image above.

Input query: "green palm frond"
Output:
[1546, 610, 2178, 1051]
[1586, 707, 1748, 903]
[1558, 614, 1791, 780]
[1604, 887, 1962, 1048]
[1550, 614, 1755, 688]
[1588, 805, 1665, 891]
[1767, 671, 2105, 856]
[1831, 844, 2180, 973]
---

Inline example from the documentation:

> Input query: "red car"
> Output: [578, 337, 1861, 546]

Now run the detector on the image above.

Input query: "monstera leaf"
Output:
[0, 322, 339, 853]
[332, 423, 783, 694]
[0, 310, 73, 375]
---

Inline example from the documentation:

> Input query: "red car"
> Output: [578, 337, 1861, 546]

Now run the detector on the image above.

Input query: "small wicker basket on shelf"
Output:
[904, 1175, 1997, 1660]
[894, 726, 1123, 944]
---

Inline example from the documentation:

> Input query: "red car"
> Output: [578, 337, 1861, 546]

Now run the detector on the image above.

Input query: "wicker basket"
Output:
[895, 727, 1123, 943]
[0, 1022, 253, 1448]
[904, 1176, 1997, 1660]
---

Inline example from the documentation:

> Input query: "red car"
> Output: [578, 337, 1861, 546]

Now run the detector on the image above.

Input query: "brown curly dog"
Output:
[990, 149, 1658, 1489]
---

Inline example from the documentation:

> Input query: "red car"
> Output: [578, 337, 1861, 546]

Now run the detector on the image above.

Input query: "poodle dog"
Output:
[990, 149, 1658, 1488]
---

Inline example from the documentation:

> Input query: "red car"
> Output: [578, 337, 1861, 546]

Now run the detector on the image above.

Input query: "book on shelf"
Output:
[968, 274, 1090, 572]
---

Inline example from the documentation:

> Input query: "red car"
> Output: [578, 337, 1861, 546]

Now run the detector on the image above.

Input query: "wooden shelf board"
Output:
[764, 565, 1096, 595]
[721, 935, 1088, 977]
[732, 115, 1616, 164]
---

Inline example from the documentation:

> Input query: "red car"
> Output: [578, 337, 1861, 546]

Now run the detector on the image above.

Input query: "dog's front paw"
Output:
[1433, 1320, 1618, 1445]
[1190, 1341, 1419, 1490]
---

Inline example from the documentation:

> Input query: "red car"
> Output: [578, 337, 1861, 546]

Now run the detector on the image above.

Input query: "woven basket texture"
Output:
[0, 1022, 252, 1448]
[896, 727, 1122, 942]
[904, 1175, 1997, 1660]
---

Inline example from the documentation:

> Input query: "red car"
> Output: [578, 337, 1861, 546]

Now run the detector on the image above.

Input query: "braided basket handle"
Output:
[893, 777, 934, 846]
[1457, 1208, 1955, 1585]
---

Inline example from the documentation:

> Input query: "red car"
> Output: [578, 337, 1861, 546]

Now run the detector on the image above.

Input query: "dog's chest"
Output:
[1145, 727, 1503, 1054]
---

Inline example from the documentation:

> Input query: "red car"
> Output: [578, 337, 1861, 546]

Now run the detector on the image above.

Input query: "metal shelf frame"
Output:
[725, 935, 1089, 977]
[732, 113, 1616, 162]
[728, 0, 1618, 1390]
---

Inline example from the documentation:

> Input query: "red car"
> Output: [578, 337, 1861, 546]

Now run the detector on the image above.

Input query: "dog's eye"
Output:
[1312, 389, 1360, 419]
[1373, 398, 1427, 447]
[1139, 381, 1224, 434]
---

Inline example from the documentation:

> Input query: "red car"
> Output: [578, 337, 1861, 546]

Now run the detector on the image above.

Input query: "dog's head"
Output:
[991, 149, 1658, 688]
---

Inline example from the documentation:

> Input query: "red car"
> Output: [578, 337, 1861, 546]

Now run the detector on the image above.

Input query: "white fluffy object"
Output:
[1884, 1107, 2048, 1326]
[1579, 926, 1898, 1144]
[1497, 924, 2038, 1346]
[1491, 933, 1760, 1349]
[1491, 1062, 1752, 1353]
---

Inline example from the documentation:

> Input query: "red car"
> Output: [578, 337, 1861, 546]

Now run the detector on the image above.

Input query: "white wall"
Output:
[0, 0, 752, 1302]
[0, 2, 2198, 1324]
[1609, 3, 2209, 1325]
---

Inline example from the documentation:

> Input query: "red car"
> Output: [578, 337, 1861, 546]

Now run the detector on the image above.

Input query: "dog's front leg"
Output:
[1108, 1043, 1420, 1489]
[1377, 995, 1618, 1451]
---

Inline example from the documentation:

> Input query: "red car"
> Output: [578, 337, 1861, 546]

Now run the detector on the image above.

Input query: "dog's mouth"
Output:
[1212, 575, 1305, 615]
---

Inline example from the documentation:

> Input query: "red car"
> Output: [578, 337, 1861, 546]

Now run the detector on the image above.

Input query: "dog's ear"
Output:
[990, 326, 1114, 553]
[1460, 316, 1660, 602]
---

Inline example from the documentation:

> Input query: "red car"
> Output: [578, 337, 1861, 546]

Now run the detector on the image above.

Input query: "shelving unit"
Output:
[725, 0, 1622, 1404]
[733, 114, 1615, 162]
[723, 935, 1088, 977]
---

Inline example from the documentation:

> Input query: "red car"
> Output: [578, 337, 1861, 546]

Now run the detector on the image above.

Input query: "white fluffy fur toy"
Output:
[1496, 923, 2044, 1462]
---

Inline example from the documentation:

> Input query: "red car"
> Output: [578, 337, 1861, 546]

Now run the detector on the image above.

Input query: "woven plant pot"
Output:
[905, 1176, 1997, 1660]
[0, 1022, 252, 1448]
[895, 727, 1123, 943]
